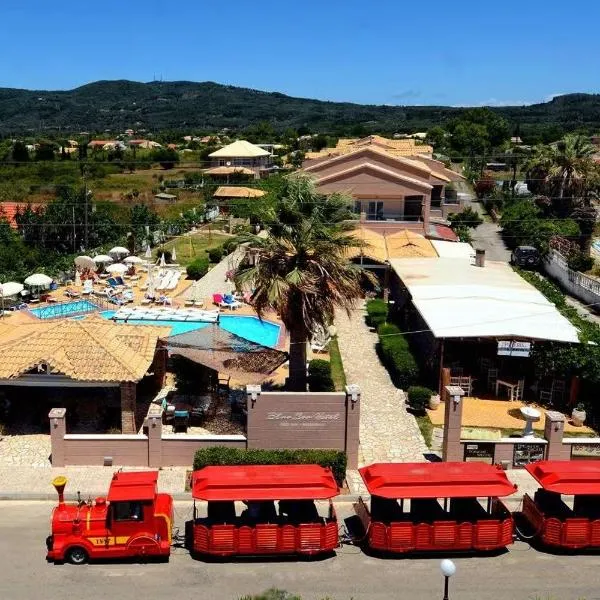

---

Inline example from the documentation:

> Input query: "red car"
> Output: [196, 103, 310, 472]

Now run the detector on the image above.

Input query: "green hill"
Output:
[0, 80, 599, 136]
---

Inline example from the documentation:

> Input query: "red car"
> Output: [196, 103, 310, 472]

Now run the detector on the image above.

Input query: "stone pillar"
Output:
[544, 410, 565, 461]
[48, 407, 67, 467]
[344, 384, 361, 469]
[422, 194, 430, 229]
[121, 381, 137, 434]
[146, 404, 163, 468]
[442, 385, 465, 462]
[245, 384, 261, 448]
[360, 211, 367, 223]
[152, 343, 168, 388]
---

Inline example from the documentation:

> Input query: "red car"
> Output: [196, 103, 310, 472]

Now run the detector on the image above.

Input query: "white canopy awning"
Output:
[389, 257, 580, 344]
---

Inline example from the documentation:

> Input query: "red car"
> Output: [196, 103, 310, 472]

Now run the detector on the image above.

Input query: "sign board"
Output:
[513, 443, 545, 467]
[464, 442, 495, 464]
[498, 341, 532, 357]
[571, 444, 600, 460]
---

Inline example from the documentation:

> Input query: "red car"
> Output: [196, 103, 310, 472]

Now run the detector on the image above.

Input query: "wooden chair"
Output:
[552, 380, 566, 404]
[512, 379, 525, 402]
[487, 369, 498, 393]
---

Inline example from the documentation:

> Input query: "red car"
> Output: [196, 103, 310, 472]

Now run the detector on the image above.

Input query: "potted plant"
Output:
[572, 403, 587, 427]
[428, 393, 441, 411]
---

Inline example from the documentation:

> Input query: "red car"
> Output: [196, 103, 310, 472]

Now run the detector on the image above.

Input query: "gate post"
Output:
[544, 410, 566, 460]
[146, 404, 163, 468]
[344, 385, 361, 469]
[48, 408, 67, 467]
[442, 385, 465, 462]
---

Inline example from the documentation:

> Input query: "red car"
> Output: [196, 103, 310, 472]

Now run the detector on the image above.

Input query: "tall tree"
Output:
[234, 175, 373, 390]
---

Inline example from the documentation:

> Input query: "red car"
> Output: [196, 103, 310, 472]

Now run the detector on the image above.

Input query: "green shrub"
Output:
[223, 238, 239, 254]
[193, 447, 347, 486]
[308, 359, 335, 392]
[407, 386, 433, 412]
[186, 256, 209, 280]
[377, 323, 419, 389]
[207, 245, 224, 263]
[567, 251, 594, 273]
[366, 298, 388, 327]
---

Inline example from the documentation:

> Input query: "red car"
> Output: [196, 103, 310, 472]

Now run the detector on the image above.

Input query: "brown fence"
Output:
[48, 385, 361, 468]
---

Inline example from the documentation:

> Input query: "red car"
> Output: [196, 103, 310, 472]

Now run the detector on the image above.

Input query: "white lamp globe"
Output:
[440, 559, 456, 578]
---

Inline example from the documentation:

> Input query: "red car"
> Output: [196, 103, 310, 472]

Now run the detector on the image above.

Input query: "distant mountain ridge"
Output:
[0, 80, 599, 135]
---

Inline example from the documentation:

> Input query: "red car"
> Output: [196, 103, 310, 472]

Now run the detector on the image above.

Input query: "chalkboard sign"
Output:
[571, 444, 600, 460]
[464, 443, 495, 464]
[513, 443, 545, 467]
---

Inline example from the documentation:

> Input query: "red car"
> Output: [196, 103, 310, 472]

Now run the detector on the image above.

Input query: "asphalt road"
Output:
[2, 502, 600, 600]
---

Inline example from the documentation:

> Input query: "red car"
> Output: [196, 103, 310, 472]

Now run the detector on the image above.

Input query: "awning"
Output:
[359, 462, 517, 499]
[192, 465, 339, 501]
[164, 325, 287, 384]
[525, 461, 600, 495]
[107, 471, 158, 502]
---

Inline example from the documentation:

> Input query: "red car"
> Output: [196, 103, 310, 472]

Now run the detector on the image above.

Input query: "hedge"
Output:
[308, 359, 335, 392]
[193, 447, 347, 486]
[366, 298, 388, 328]
[407, 386, 433, 412]
[377, 322, 419, 389]
[186, 256, 209, 280]
[207, 245, 224, 263]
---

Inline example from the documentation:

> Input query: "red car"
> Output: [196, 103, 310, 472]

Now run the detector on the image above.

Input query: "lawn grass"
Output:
[328, 337, 347, 391]
[156, 232, 230, 266]
[416, 413, 434, 447]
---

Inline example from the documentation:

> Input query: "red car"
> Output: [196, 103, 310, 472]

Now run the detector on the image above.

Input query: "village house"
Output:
[208, 140, 272, 177]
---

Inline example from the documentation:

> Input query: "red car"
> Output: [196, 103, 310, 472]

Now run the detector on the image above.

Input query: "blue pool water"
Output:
[30, 300, 98, 319]
[99, 311, 281, 347]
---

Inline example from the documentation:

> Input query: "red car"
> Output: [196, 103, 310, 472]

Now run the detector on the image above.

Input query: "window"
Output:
[112, 501, 144, 521]
[354, 200, 362, 214]
[367, 201, 384, 220]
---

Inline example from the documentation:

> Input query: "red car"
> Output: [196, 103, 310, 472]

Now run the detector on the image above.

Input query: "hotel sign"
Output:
[498, 341, 532, 357]
[571, 444, 600, 460]
[267, 412, 341, 429]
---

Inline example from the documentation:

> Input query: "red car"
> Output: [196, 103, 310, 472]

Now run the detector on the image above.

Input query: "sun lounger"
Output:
[65, 289, 80, 298]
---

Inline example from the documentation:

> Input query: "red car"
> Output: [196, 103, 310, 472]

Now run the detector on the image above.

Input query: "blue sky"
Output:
[1, 0, 598, 106]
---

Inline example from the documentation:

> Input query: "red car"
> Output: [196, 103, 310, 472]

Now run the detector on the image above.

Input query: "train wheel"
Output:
[66, 546, 88, 565]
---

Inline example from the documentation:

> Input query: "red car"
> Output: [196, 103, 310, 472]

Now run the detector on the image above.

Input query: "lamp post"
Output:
[440, 559, 456, 600]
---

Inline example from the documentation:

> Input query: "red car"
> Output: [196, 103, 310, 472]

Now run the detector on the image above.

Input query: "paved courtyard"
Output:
[335, 301, 429, 488]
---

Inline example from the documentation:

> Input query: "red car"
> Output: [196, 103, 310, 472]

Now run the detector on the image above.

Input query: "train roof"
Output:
[359, 462, 517, 499]
[191, 465, 339, 501]
[526, 460, 600, 495]
[107, 471, 159, 502]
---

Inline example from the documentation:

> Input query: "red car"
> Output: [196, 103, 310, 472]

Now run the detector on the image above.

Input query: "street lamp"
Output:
[440, 559, 456, 600]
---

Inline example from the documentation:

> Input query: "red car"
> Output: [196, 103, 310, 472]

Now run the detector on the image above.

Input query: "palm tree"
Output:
[234, 175, 373, 391]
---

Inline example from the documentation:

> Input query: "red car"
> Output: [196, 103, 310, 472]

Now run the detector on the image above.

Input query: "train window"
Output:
[113, 501, 144, 521]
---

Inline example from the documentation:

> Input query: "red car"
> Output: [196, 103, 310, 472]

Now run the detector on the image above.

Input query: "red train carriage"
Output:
[47, 471, 173, 564]
[522, 460, 600, 550]
[190, 465, 339, 557]
[357, 462, 517, 554]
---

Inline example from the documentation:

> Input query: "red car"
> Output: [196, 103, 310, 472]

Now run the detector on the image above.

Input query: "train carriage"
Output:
[522, 460, 600, 550]
[190, 465, 339, 557]
[357, 462, 517, 554]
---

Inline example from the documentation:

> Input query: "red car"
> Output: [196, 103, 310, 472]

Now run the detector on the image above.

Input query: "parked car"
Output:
[511, 246, 540, 268]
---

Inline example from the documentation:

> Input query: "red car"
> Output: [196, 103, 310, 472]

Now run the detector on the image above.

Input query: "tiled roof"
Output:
[209, 140, 270, 158]
[0, 202, 40, 229]
[347, 227, 437, 262]
[305, 136, 433, 160]
[0, 316, 170, 383]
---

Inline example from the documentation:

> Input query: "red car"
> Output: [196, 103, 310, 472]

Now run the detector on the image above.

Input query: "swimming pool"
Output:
[100, 311, 281, 347]
[30, 300, 98, 319]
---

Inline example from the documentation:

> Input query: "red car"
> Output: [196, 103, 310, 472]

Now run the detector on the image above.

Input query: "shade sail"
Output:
[525, 461, 600, 495]
[165, 325, 287, 384]
[24, 273, 52, 287]
[0, 282, 24, 297]
[192, 465, 339, 501]
[107, 471, 158, 502]
[359, 462, 517, 499]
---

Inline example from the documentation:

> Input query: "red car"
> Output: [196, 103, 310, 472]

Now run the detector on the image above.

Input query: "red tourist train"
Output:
[46, 460, 600, 564]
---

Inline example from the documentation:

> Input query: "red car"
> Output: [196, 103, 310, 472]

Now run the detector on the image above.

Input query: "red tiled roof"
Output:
[431, 224, 459, 241]
[0, 202, 41, 229]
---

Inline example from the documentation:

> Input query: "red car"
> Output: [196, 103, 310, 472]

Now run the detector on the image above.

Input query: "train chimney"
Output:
[52, 476, 67, 507]
[475, 249, 486, 268]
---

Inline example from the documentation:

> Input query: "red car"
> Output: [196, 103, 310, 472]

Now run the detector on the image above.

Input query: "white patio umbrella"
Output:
[124, 256, 143, 264]
[109, 246, 130, 258]
[144, 245, 152, 259]
[24, 273, 53, 288]
[74, 255, 95, 270]
[0, 282, 24, 297]
[171, 247, 177, 262]
[106, 263, 128, 274]
[92, 254, 113, 264]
